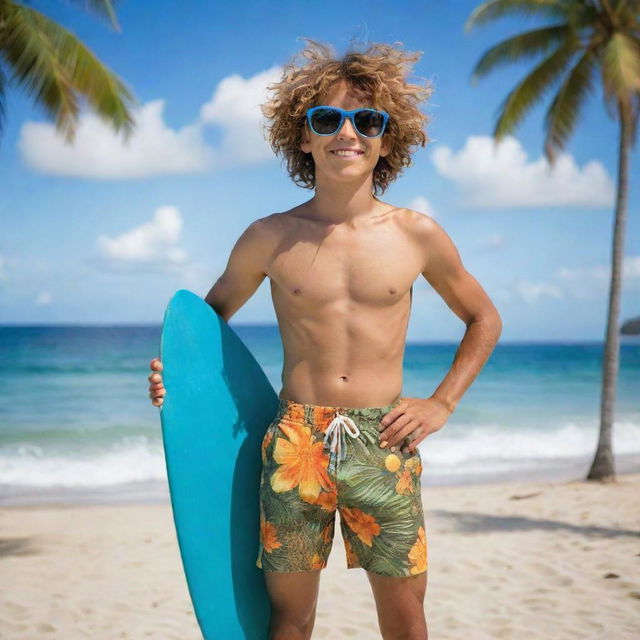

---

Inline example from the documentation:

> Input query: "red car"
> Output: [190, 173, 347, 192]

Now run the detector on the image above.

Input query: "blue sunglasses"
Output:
[306, 105, 390, 138]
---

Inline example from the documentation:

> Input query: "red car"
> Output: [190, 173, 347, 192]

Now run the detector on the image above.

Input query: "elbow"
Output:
[204, 298, 233, 323]
[469, 308, 502, 336]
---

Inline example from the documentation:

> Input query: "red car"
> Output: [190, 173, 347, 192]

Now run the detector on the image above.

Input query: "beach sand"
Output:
[2, 473, 639, 639]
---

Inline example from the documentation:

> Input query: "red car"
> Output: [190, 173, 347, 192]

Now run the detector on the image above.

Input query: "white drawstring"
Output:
[323, 413, 360, 471]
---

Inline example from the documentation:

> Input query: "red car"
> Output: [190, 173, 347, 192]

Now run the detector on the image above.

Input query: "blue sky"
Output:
[1, 0, 638, 341]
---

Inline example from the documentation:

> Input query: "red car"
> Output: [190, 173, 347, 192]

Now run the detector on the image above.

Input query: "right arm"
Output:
[204, 216, 273, 322]
[149, 215, 275, 406]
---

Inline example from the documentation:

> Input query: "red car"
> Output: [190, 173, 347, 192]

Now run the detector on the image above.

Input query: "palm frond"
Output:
[471, 24, 571, 84]
[602, 31, 640, 100]
[544, 49, 598, 161]
[0, 2, 136, 144]
[492, 41, 578, 140]
[65, 0, 121, 31]
[0, 2, 79, 141]
[465, 0, 571, 32]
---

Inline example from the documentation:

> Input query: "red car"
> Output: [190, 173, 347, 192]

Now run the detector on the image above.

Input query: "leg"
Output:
[333, 412, 429, 639]
[257, 407, 338, 638]
[367, 569, 428, 640]
[264, 570, 321, 640]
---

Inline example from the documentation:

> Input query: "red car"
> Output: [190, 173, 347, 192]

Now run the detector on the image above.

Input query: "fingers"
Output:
[149, 386, 165, 404]
[378, 400, 408, 430]
[149, 357, 165, 406]
[148, 357, 164, 383]
[400, 430, 423, 454]
[381, 420, 420, 450]
[378, 413, 412, 446]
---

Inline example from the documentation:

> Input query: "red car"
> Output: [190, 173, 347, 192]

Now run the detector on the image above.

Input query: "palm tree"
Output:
[465, 0, 639, 481]
[0, 0, 136, 144]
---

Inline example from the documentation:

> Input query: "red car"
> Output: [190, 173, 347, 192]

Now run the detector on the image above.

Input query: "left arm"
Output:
[420, 217, 502, 413]
[378, 215, 502, 451]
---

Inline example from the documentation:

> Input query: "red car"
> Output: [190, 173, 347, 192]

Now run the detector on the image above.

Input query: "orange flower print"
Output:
[270, 421, 333, 502]
[405, 455, 423, 477]
[309, 552, 325, 570]
[261, 429, 274, 464]
[321, 520, 334, 543]
[312, 406, 338, 434]
[307, 488, 337, 512]
[284, 402, 306, 424]
[341, 507, 381, 547]
[395, 469, 414, 495]
[260, 514, 282, 554]
[344, 535, 360, 568]
[405, 456, 418, 473]
[408, 526, 427, 575]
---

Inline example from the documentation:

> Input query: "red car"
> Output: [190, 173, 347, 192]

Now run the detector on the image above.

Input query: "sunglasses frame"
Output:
[305, 105, 390, 138]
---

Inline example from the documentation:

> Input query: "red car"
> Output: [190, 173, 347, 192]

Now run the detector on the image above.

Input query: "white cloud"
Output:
[95, 205, 189, 272]
[407, 196, 438, 218]
[623, 255, 640, 278]
[514, 255, 640, 302]
[432, 135, 614, 208]
[555, 255, 640, 298]
[18, 65, 284, 178]
[19, 100, 214, 179]
[515, 281, 563, 304]
[199, 65, 283, 167]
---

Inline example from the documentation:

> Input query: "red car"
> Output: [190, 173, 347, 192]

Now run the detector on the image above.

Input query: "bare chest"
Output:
[266, 224, 423, 308]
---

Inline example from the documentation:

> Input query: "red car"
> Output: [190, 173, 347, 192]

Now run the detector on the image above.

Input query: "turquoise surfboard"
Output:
[159, 288, 277, 639]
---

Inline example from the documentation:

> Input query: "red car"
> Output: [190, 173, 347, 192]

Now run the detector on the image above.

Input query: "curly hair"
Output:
[260, 38, 434, 197]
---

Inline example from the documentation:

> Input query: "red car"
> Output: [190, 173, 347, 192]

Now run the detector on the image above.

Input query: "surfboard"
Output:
[159, 288, 277, 639]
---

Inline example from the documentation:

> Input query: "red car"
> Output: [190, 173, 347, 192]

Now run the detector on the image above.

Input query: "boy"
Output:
[149, 39, 501, 640]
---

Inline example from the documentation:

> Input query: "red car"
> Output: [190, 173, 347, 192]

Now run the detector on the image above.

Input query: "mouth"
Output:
[330, 150, 365, 159]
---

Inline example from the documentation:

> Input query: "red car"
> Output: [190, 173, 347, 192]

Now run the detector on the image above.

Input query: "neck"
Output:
[305, 173, 381, 225]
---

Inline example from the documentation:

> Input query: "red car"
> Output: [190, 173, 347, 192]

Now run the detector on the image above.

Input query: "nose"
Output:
[336, 115, 358, 138]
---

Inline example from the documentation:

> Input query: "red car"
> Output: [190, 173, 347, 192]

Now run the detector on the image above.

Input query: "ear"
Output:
[379, 134, 391, 158]
[300, 122, 312, 154]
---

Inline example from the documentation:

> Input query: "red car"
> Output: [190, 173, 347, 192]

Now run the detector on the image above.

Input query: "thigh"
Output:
[264, 569, 321, 623]
[338, 432, 428, 578]
[366, 569, 427, 635]
[256, 416, 338, 572]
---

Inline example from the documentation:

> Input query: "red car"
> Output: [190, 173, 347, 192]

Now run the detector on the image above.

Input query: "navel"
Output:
[292, 287, 301, 295]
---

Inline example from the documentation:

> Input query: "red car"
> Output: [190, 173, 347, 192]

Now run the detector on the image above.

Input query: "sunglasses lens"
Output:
[310, 108, 342, 134]
[354, 110, 385, 137]
[310, 108, 386, 137]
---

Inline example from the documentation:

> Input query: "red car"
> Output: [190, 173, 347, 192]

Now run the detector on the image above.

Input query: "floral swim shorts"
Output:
[255, 397, 427, 578]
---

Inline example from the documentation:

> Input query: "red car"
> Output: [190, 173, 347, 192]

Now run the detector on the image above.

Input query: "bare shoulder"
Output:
[239, 211, 289, 249]
[251, 210, 297, 236]
[394, 208, 462, 274]
[394, 207, 439, 237]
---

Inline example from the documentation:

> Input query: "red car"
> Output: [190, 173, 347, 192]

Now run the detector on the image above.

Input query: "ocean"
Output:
[1, 325, 638, 506]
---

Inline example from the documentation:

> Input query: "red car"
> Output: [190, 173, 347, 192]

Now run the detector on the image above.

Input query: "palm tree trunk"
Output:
[587, 99, 632, 481]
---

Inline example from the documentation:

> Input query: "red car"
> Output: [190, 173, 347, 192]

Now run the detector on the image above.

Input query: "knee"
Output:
[381, 622, 428, 640]
[386, 631, 427, 640]
[269, 609, 316, 640]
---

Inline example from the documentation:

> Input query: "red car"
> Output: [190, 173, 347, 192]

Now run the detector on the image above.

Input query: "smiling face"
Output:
[300, 79, 391, 184]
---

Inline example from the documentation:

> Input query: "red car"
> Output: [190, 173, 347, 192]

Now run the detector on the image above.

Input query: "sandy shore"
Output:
[2, 473, 639, 639]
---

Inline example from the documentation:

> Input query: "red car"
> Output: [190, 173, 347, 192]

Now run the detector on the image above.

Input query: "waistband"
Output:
[275, 396, 402, 426]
